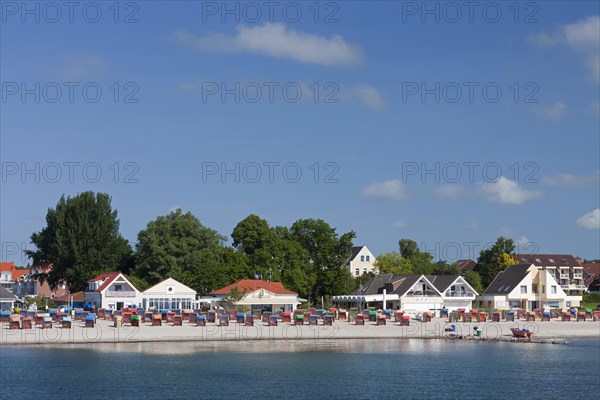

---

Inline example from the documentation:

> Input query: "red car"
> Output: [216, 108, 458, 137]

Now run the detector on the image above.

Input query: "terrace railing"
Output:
[105, 290, 136, 298]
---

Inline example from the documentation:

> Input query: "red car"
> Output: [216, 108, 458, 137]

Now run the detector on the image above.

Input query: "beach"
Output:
[2, 317, 598, 346]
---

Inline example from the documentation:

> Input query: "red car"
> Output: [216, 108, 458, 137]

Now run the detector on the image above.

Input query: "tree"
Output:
[231, 214, 274, 255]
[433, 261, 461, 275]
[289, 218, 356, 302]
[222, 287, 246, 310]
[133, 209, 227, 295]
[498, 253, 518, 270]
[474, 237, 516, 288]
[398, 238, 434, 274]
[374, 252, 413, 274]
[26, 192, 132, 292]
[464, 271, 484, 294]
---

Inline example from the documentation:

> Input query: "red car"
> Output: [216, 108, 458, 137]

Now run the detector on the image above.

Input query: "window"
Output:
[542, 285, 545, 294]
[366, 255, 370, 262]
[520, 285, 527, 294]
[360, 255, 365, 262]
[549, 258, 555, 263]
[363, 268, 367, 274]
[532, 284, 538, 293]
[535, 258, 542, 264]
[550, 286, 557, 294]
[114, 284, 122, 291]
[355, 268, 359, 276]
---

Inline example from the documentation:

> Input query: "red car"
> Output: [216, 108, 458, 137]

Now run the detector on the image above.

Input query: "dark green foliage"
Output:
[26, 192, 132, 292]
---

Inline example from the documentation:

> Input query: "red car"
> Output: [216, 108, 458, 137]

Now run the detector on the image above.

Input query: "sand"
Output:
[1, 317, 598, 346]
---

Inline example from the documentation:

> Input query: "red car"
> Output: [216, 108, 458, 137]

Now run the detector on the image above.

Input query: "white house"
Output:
[141, 278, 196, 310]
[84, 272, 142, 310]
[344, 246, 377, 277]
[333, 274, 478, 313]
[210, 279, 301, 312]
[476, 263, 579, 311]
[426, 275, 479, 312]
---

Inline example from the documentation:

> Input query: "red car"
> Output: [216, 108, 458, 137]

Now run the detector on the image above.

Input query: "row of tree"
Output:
[26, 192, 519, 303]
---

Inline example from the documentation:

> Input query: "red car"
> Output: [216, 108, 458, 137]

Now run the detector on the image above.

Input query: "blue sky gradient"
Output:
[1, 1, 599, 265]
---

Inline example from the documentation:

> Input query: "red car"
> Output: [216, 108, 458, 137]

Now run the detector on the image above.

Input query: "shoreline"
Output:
[1, 317, 598, 346]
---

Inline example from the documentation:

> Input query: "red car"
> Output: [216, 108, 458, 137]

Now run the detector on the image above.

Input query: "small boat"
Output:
[511, 327, 533, 338]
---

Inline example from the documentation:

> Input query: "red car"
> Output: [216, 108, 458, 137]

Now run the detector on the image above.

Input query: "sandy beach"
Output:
[1, 317, 598, 346]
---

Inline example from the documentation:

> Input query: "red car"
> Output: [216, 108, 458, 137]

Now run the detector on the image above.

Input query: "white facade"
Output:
[346, 246, 377, 277]
[437, 276, 478, 312]
[477, 264, 580, 311]
[141, 278, 197, 310]
[84, 273, 142, 310]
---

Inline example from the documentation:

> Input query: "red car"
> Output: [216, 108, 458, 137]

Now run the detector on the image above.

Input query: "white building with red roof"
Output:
[84, 272, 141, 310]
[210, 279, 301, 312]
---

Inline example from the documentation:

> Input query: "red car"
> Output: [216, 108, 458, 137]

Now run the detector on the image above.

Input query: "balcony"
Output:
[105, 290, 136, 298]
[445, 291, 476, 298]
[560, 285, 569, 290]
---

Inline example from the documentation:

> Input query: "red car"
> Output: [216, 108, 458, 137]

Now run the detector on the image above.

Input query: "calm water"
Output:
[1, 339, 599, 400]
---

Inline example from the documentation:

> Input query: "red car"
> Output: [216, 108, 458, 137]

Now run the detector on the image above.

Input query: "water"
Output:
[1, 339, 599, 400]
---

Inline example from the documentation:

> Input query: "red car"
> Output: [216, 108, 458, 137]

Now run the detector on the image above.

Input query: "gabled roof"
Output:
[86, 272, 122, 293]
[482, 263, 533, 295]
[143, 278, 196, 295]
[344, 246, 366, 265]
[211, 280, 297, 296]
[513, 254, 581, 267]
[457, 259, 476, 271]
[353, 274, 434, 297]
[0, 286, 18, 300]
[0, 262, 30, 279]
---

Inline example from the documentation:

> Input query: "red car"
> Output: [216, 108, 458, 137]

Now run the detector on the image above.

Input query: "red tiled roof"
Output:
[582, 263, 600, 276]
[0, 262, 30, 279]
[86, 272, 121, 292]
[211, 279, 297, 296]
[0, 262, 15, 271]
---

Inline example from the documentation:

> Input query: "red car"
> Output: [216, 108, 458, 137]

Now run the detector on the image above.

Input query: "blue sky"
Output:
[1, 1, 599, 265]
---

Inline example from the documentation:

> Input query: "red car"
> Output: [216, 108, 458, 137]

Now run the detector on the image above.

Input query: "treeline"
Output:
[26, 192, 516, 302]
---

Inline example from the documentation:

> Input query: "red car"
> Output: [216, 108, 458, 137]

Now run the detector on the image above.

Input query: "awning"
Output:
[332, 294, 400, 303]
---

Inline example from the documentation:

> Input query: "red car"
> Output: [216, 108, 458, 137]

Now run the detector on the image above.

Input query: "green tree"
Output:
[474, 237, 516, 288]
[289, 219, 356, 303]
[133, 209, 227, 295]
[231, 214, 274, 255]
[433, 261, 461, 275]
[398, 239, 434, 274]
[374, 252, 413, 274]
[26, 192, 132, 292]
[464, 270, 484, 294]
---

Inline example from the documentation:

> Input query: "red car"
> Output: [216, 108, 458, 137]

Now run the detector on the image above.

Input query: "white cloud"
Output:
[541, 172, 599, 187]
[499, 227, 513, 236]
[514, 235, 531, 246]
[478, 177, 542, 205]
[54, 54, 105, 80]
[434, 184, 463, 199]
[465, 220, 479, 230]
[529, 16, 600, 82]
[361, 179, 408, 201]
[173, 23, 363, 67]
[348, 85, 386, 110]
[168, 206, 181, 213]
[392, 220, 408, 228]
[576, 209, 600, 229]
[535, 101, 567, 120]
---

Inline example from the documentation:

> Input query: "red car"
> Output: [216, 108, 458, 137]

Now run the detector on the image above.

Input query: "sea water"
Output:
[1, 338, 598, 399]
